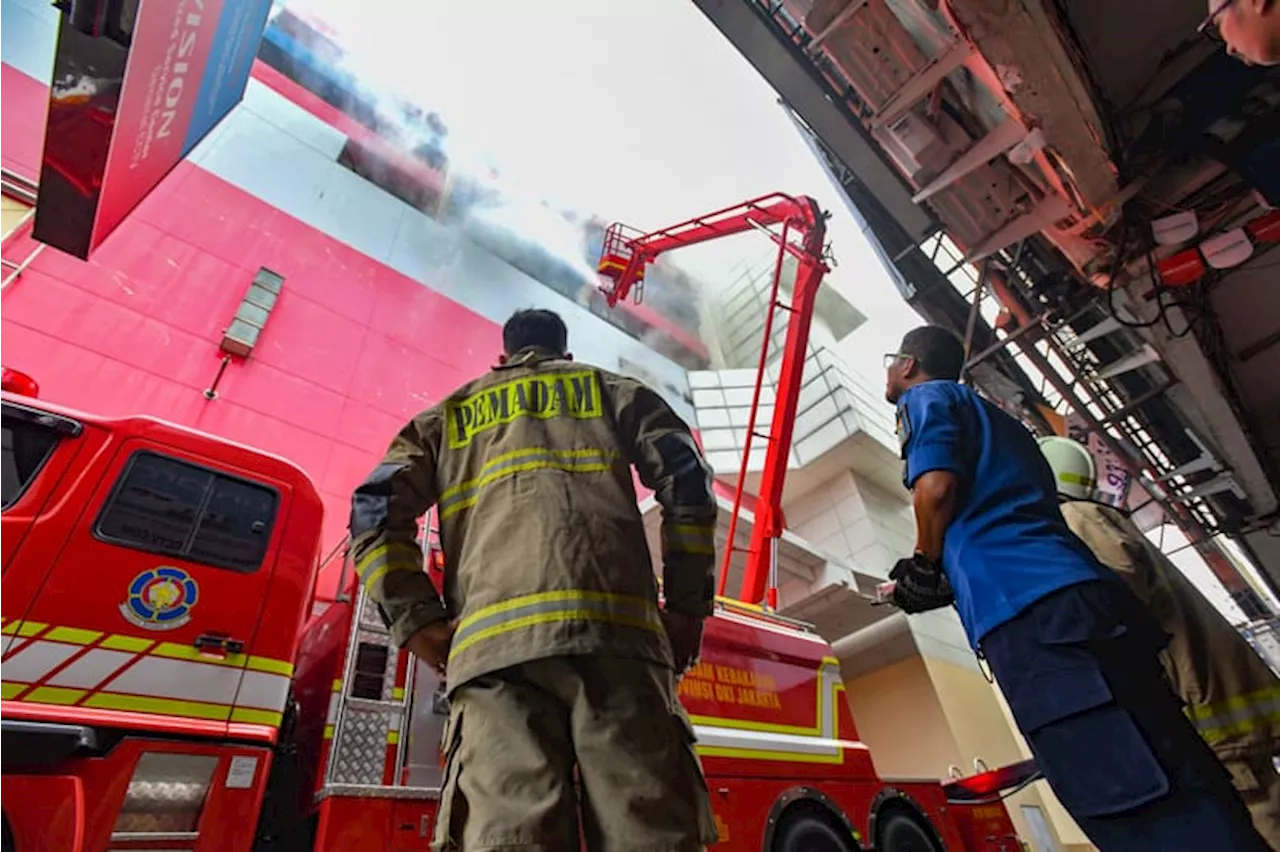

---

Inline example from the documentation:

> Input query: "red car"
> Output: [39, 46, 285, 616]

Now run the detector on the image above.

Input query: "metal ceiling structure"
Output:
[693, 0, 1280, 615]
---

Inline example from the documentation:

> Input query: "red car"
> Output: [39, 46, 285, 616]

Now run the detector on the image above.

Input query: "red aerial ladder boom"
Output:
[597, 193, 829, 608]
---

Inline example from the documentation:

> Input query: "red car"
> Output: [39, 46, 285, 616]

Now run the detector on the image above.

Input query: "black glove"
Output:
[889, 553, 955, 614]
[661, 609, 706, 673]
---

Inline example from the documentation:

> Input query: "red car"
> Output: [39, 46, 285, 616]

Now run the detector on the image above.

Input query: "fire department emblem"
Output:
[121, 567, 199, 631]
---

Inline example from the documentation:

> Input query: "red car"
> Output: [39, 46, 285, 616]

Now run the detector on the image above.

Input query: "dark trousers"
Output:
[982, 577, 1270, 852]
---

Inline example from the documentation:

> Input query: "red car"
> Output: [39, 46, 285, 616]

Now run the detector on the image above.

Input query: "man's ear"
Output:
[563, 352, 574, 362]
[902, 355, 920, 377]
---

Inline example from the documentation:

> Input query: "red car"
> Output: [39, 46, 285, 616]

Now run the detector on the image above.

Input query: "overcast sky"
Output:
[287, 0, 925, 365]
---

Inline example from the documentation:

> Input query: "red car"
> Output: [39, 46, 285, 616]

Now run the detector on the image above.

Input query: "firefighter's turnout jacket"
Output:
[1062, 500, 1280, 762]
[350, 348, 719, 691]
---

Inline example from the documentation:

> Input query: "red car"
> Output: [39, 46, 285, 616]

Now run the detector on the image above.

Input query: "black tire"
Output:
[774, 812, 857, 852]
[3, 814, 15, 852]
[878, 812, 939, 852]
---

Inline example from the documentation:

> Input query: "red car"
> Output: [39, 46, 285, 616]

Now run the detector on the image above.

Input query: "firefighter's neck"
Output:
[497, 346, 572, 368]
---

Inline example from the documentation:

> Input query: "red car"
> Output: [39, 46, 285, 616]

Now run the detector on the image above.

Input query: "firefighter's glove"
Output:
[889, 553, 955, 614]
[661, 609, 705, 674]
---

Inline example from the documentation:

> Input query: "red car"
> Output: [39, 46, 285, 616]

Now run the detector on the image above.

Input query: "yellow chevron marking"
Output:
[231, 707, 285, 726]
[24, 686, 87, 705]
[82, 692, 233, 721]
[44, 627, 103, 645]
[16, 622, 48, 638]
[247, 656, 294, 677]
[100, 634, 154, 653]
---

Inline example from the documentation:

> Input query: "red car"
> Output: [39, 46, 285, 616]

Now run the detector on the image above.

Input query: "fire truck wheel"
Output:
[773, 811, 856, 852]
[877, 811, 939, 852]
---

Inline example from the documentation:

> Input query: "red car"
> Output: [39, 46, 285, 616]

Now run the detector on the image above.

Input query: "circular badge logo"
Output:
[120, 567, 199, 631]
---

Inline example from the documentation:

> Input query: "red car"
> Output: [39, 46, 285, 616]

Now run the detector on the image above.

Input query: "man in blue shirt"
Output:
[885, 325, 1269, 851]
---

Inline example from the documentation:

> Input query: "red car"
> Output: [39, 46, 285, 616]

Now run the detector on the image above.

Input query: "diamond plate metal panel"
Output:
[358, 593, 389, 631]
[331, 706, 393, 786]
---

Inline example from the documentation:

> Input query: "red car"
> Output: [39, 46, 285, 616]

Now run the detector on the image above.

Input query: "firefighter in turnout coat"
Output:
[1041, 436, 1280, 849]
[350, 309, 720, 852]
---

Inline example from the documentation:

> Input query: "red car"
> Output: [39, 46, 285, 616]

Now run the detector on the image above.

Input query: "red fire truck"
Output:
[0, 377, 1035, 852]
[2, 193, 1038, 851]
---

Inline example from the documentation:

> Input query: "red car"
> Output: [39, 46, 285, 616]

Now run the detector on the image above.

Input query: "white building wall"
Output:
[786, 469, 980, 671]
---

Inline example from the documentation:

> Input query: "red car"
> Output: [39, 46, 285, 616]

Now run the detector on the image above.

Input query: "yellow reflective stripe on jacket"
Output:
[449, 590, 662, 659]
[356, 542, 424, 591]
[1188, 686, 1280, 744]
[666, 522, 717, 556]
[0, 620, 293, 728]
[438, 447, 619, 521]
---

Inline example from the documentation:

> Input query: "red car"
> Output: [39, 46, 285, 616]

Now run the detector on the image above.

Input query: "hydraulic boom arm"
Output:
[597, 193, 829, 606]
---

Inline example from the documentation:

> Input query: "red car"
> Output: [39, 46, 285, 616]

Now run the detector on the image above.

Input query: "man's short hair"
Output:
[901, 325, 965, 381]
[503, 309, 569, 356]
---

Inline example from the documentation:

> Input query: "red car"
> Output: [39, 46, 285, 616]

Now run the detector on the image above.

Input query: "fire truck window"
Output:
[188, 477, 279, 572]
[1, 416, 60, 510]
[94, 451, 279, 573]
[351, 642, 389, 700]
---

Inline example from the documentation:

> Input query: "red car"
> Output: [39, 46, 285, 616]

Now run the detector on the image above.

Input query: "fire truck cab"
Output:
[1, 382, 325, 852]
[1, 375, 1036, 851]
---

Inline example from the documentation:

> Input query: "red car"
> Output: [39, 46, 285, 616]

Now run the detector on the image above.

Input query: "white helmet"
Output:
[1038, 435, 1096, 500]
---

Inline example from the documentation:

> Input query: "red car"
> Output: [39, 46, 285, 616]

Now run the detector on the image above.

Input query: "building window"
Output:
[94, 451, 278, 572]
[337, 136, 453, 219]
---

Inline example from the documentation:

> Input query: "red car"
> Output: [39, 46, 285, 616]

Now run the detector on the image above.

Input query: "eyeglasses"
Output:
[1197, 0, 1238, 40]
[883, 352, 912, 370]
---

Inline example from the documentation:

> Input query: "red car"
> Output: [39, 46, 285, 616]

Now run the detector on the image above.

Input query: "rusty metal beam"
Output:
[806, 0, 869, 53]
[965, 195, 1073, 262]
[1100, 378, 1179, 425]
[961, 259, 991, 371]
[913, 120, 1029, 203]
[942, 0, 1119, 209]
[870, 40, 976, 132]
[963, 311, 1047, 372]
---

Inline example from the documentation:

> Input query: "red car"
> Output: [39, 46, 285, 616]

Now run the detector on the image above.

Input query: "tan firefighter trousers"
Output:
[433, 655, 719, 852]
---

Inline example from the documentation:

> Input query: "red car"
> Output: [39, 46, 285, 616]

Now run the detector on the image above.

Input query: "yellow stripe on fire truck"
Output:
[323, 682, 342, 740]
[0, 619, 293, 727]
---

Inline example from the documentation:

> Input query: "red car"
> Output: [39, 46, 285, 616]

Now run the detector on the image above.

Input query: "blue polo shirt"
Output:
[897, 380, 1104, 647]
